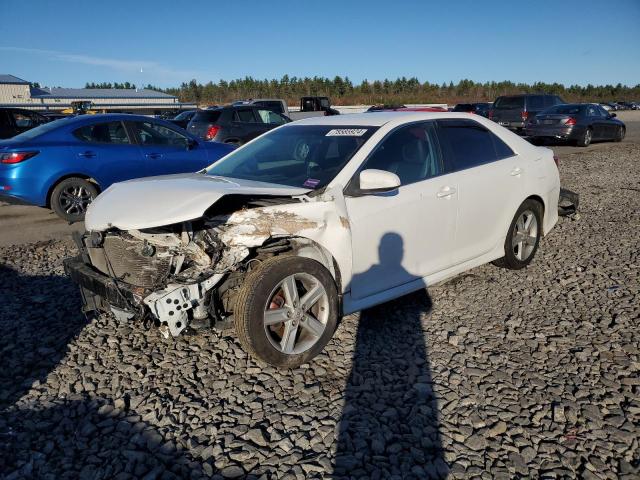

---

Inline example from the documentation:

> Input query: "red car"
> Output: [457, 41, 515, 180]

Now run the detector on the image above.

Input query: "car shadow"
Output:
[333, 233, 448, 478]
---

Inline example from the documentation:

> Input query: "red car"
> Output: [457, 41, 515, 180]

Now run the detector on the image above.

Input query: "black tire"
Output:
[50, 177, 98, 222]
[576, 127, 592, 147]
[614, 126, 625, 142]
[529, 137, 543, 146]
[493, 199, 543, 270]
[234, 256, 339, 368]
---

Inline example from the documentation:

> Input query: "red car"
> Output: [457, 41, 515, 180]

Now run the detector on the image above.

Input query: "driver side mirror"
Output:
[186, 138, 198, 150]
[353, 169, 401, 195]
[609, 112, 617, 118]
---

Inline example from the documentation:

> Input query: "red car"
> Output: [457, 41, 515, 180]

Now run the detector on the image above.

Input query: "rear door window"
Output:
[11, 112, 38, 128]
[133, 122, 190, 147]
[437, 119, 514, 171]
[233, 109, 258, 123]
[73, 121, 131, 144]
[256, 109, 288, 125]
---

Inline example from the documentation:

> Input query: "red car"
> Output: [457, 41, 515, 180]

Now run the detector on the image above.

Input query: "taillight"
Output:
[205, 125, 220, 140]
[488, 110, 494, 120]
[521, 111, 529, 121]
[564, 117, 577, 126]
[0, 151, 39, 164]
[553, 155, 559, 169]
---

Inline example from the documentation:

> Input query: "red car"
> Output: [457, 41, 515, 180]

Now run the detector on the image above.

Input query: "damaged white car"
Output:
[64, 112, 561, 367]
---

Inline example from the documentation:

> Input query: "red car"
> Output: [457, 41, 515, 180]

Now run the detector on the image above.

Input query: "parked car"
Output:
[367, 105, 447, 112]
[525, 103, 625, 147]
[0, 114, 234, 221]
[473, 102, 492, 117]
[604, 102, 620, 111]
[0, 108, 49, 139]
[489, 94, 565, 132]
[452, 103, 492, 117]
[64, 112, 561, 367]
[168, 110, 199, 129]
[187, 105, 291, 145]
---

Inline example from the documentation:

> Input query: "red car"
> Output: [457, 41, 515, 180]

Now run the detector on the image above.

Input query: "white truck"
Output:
[237, 96, 340, 121]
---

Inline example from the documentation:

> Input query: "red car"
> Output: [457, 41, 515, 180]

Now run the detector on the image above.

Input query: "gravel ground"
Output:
[0, 143, 639, 479]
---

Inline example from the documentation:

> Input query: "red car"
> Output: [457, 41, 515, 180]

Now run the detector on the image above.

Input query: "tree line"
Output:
[84, 82, 160, 90]
[85, 76, 640, 105]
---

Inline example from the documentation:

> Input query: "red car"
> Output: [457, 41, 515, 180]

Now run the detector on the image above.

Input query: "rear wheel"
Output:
[615, 126, 625, 142]
[234, 256, 339, 368]
[576, 127, 592, 147]
[493, 199, 542, 270]
[50, 177, 98, 222]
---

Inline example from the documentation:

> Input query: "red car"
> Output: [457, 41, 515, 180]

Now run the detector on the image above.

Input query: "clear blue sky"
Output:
[1, 0, 638, 88]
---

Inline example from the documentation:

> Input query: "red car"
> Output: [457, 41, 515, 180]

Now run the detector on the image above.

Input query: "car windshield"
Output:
[8, 116, 71, 142]
[206, 125, 378, 189]
[493, 96, 525, 109]
[543, 105, 584, 115]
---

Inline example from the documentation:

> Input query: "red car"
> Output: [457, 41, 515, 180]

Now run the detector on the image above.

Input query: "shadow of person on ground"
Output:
[333, 233, 448, 479]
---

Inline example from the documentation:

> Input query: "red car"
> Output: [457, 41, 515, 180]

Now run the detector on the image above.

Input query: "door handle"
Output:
[510, 167, 523, 176]
[78, 151, 96, 158]
[145, 153, 162, 159]
[436, 186, 457, 198]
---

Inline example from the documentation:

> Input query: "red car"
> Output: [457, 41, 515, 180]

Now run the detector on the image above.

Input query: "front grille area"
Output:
[88, 234, 172, 288]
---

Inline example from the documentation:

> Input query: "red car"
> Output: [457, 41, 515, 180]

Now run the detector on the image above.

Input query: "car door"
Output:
[436, 118, 520, 265]
[130, 120, 208, 175]
[229, 108, 264, 144]
[345, 121, 458, 300]
[70, 120, 145, 185]
[585, 105, 605, 139]
[596, 105, 616, 138]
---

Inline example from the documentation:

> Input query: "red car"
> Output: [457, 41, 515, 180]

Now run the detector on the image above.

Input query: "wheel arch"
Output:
[258, 236, 343, 294]
[46, 174, 101, 208]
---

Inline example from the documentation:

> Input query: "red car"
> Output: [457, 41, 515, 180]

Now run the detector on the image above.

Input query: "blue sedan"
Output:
[0, 114, 234, 221]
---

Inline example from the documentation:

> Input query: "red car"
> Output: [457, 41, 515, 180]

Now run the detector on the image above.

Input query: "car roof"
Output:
[292, 111, 481, 127]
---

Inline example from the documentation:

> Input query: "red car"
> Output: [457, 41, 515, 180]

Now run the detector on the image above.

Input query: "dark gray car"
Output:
[187, 106, 290, 145]
[490, 94, 565, 132]
[525, 103, 625, 147]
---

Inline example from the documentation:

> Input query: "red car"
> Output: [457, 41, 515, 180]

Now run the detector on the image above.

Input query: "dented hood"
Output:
[85, 173, 309, 231]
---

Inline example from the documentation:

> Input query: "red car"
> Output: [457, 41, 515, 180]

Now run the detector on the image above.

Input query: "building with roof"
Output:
[0, 74, 195, 115]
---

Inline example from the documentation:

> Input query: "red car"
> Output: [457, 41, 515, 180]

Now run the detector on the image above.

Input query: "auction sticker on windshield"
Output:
[326, 128, 368, 136]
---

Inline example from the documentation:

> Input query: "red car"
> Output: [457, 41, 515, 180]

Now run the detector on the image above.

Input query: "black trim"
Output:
[0, 193, 33, 206]
[63, 256, 145, 311]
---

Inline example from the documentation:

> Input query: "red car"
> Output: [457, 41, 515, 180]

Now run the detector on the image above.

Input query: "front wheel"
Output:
[493, 199, 543, 270]
[614, 126, 625, 142]
[50, 177, 98, 222]
[234, 256, 339, 368]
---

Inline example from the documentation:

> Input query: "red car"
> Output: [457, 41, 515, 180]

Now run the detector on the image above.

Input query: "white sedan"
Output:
[65, 112, 560, 367]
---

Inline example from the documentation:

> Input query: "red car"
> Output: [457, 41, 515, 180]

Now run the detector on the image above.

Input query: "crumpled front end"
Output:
[63, 191, 347, 338]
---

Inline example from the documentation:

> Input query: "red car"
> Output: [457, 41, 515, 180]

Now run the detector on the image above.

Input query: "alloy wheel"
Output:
[512, 210, 538, 261]
[59, 185, 94, 216]
[263, 272, 329, 355]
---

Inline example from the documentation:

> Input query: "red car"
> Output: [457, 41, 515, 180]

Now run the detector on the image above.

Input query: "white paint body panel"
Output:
[85, 174, 309, 231]
[85, 112, 561, 316]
